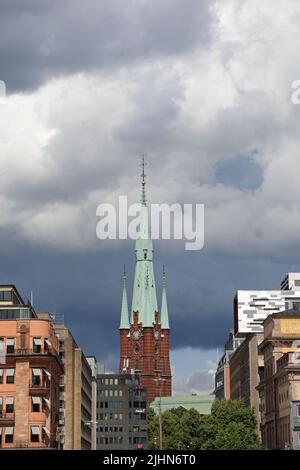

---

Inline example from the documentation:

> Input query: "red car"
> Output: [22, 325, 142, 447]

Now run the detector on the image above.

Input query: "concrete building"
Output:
[215, 331, 245, 400]
[0, 285, 63, 449]
[234, 276, 300, 336]
[151, 394, 215, 415]
[258, 310, 300, 449]
[229, 333, 264, 433]
[54, 324, 92, 450]
[86, 356, 98, 450]
[96, 373, 148, 450]
[281, 273, 300, 291]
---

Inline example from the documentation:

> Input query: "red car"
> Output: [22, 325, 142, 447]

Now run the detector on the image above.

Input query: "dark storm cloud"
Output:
[0, 0, 213, 92]
[0, 223, 297, 370]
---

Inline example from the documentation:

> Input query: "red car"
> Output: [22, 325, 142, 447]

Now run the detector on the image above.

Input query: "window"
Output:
[0, 427, 2, 448]
[6, 369, 15, 384]
[0, 338, 4, 357]
[297, 404, 300, 417]
[5, 397, 14, 413]
[5, 427, 13, 443]
[32, 369, 41, 385]
[6, 338, 15, 354]
[32, 397, 41, 413]
[0, 369, 3, 385]
[33, 338, 42, 353]
[31, 426, 40, 442]
[0, 397, 2, 415]
[0, 290, 12, 301]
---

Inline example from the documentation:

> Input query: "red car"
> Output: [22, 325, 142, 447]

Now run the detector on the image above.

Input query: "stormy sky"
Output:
[1, 0, 300, 394]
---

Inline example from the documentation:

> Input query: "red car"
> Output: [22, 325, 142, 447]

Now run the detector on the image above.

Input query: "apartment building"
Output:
[54, 324, 92, 449]
[214, 331, 245, 400]
[0, 285, 62, 449]
[86, 356, 98, 450]
[229, 333, 264, 434]
[258, 309, 300, 449]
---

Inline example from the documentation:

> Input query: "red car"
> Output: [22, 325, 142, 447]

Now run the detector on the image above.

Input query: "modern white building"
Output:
[234, 273, 300, 336]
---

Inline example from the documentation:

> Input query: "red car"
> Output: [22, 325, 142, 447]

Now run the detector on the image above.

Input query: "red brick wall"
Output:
[119, 320, 172, 404]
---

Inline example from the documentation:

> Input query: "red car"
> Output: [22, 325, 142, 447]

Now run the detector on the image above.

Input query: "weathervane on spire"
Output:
[140, 154, 147, 206]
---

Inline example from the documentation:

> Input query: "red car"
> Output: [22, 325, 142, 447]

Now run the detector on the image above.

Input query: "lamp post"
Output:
[154, 377, 166, 450]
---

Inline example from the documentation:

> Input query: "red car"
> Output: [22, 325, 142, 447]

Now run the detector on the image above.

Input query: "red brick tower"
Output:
[119, 159, 172, 404]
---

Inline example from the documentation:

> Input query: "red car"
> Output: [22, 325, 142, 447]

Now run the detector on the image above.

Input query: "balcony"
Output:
[29, 381, 50, 395]
[7, 347, 58, 357]
[0, 412, 15, 423]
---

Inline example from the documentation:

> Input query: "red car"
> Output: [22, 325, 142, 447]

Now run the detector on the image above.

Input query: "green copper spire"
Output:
[119, 266, 130, 329]
[131, 157, 158, 324]
[161, 266, 170, 329]
[143, 267, 154, 327]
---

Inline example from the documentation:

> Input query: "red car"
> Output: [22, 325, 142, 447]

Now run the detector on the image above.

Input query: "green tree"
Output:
[147, 400, 263, 450]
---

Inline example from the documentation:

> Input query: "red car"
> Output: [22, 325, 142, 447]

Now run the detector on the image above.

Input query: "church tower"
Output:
[119, 159, 172, 404]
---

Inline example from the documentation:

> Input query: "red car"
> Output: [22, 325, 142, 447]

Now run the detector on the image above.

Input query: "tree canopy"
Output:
[148, 399, 263, 450]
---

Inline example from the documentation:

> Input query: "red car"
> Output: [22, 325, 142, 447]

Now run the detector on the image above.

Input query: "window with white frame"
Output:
[33, 337, 42, 353]
[32, 397, 41, 413]
[6, 369, 14, 384]
[31, 426, 40, 442]
[32, 368, 41, 385]
[5, 397, 14, 413]
[0, 369, 3, 385]
[6, 338, 15, 354]
[5, 426, 13, 443]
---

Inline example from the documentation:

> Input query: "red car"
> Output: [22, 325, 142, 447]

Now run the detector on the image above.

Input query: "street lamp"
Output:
[154, 377, 166, 450]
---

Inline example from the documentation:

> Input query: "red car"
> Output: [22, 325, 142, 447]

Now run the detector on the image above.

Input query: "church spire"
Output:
[119, 265, 129, 329]
[131, 157, 158, 323]
[161, 266, 170, 329]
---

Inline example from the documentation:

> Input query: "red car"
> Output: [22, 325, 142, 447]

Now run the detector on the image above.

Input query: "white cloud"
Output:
[1, 0, 300, 256]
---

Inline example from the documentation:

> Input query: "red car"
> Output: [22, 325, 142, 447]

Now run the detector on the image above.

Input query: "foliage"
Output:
[147, 399, 263, 450]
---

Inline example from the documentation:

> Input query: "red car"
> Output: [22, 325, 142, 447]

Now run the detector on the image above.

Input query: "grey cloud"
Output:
[173, 366, 216, 395]
[0, 0, 213, 92]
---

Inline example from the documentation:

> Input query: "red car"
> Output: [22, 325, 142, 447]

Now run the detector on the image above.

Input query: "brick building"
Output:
[119, 163, 172, 404]
[0, 285, 62, 449]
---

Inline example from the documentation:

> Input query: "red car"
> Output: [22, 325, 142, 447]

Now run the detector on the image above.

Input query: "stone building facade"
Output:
[258, 310, 300, 449]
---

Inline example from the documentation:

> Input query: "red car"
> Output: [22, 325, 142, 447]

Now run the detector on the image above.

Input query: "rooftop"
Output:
[151, 394, 215, 415]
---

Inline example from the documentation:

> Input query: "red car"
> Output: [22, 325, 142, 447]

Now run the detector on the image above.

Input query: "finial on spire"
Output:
[162, 265, 166, 288]
[140, 154, 147, 206]
[123, 264, 127, 287]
